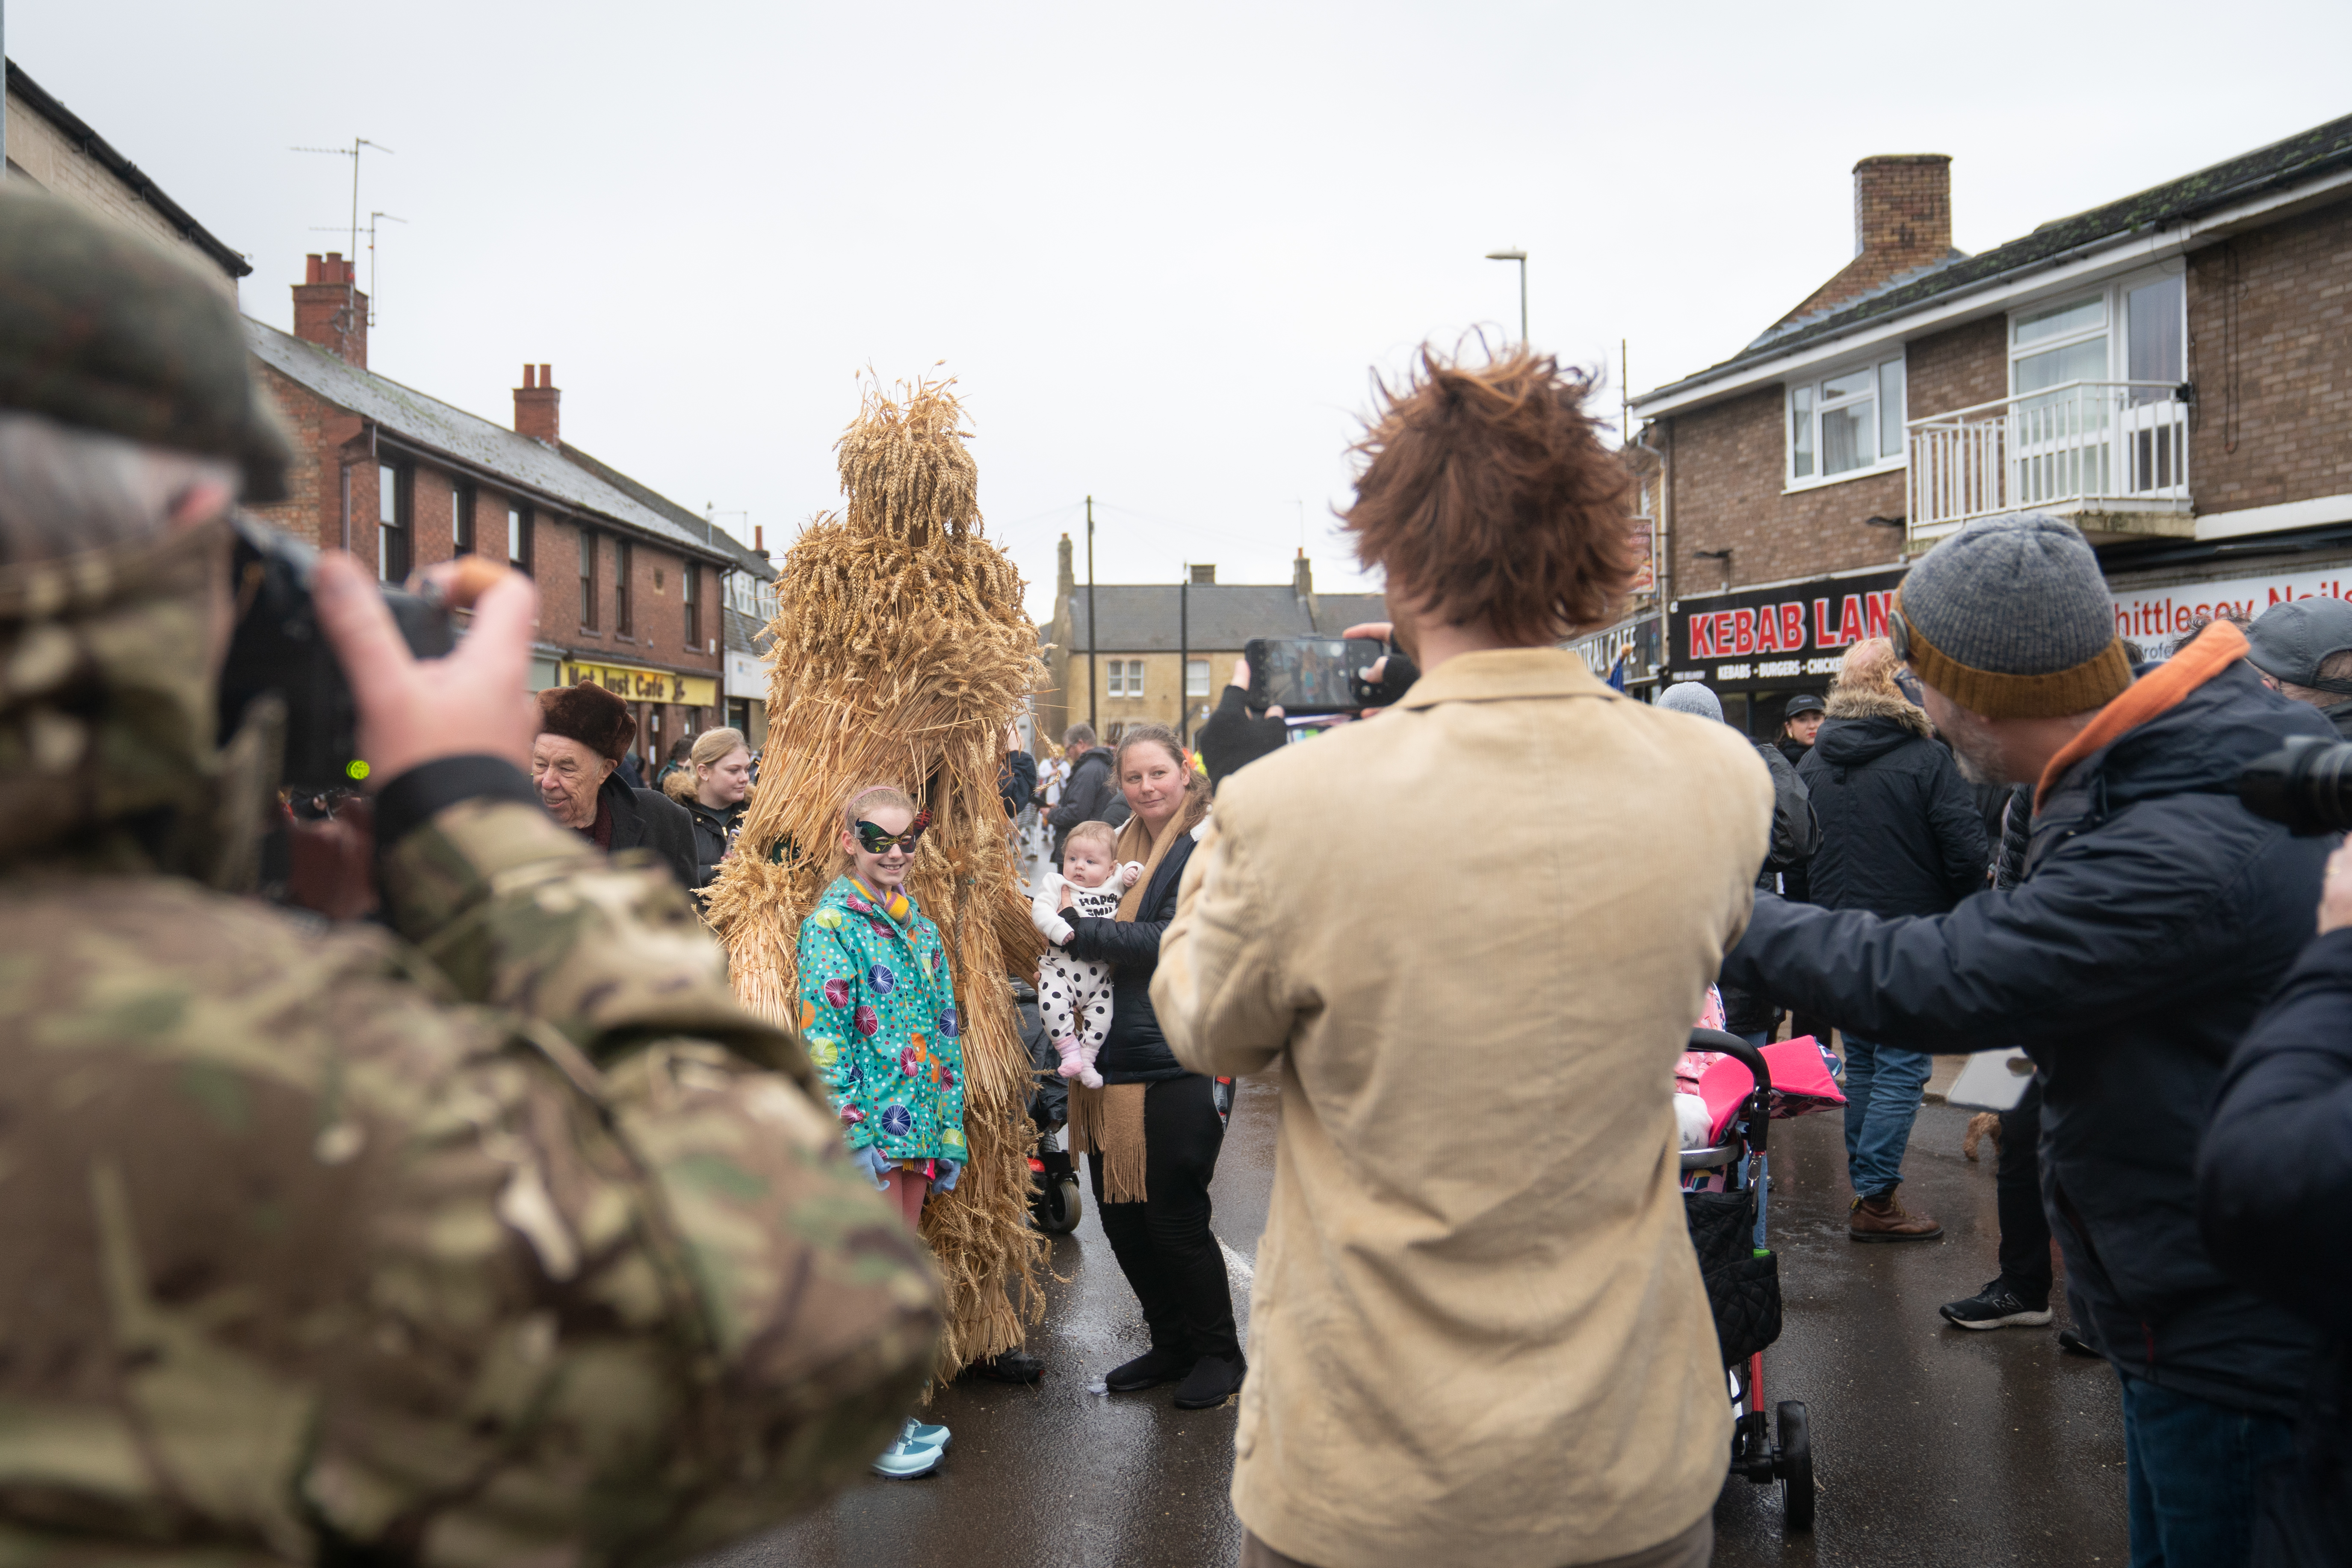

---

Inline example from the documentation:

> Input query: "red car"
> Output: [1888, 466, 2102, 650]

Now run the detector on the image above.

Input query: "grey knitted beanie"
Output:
[1895, 512, 2130, 718]
[1658, 682, 1724, 723]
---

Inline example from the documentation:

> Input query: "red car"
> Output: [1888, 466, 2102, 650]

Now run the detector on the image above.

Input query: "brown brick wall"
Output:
[1660, 315, 2007, 599]
[2190, 197, 2352, 517]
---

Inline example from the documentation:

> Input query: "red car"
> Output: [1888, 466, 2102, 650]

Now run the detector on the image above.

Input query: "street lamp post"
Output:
[1486, 249, 1528, 343]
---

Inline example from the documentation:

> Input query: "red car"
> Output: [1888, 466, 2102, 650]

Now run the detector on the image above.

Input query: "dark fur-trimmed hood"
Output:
[1823, 685, 1932, 736]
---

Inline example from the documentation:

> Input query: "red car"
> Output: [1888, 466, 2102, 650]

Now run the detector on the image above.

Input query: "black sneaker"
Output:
[1172, 1352, 1247, 1410]
[1105, 1346, 1194, 1393]
[1939, 1279, 2054, 1330]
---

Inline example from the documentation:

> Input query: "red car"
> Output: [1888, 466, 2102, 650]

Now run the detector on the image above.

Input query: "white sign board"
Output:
[2113, 565, 2352, 658]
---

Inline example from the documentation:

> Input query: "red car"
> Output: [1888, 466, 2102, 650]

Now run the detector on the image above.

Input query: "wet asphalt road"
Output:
[700, 1071, 2128, 1568]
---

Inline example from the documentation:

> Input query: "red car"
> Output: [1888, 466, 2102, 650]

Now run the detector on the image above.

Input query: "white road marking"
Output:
[1218, 1237, 1254, 1291]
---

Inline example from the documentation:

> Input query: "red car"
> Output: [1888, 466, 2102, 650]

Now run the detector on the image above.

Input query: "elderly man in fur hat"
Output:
[533, 681, 697, 887]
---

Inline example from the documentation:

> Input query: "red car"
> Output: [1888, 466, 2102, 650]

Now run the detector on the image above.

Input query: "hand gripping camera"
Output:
[215, 514, 454, 793]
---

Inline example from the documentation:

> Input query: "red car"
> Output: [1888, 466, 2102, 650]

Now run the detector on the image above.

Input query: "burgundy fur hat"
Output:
[537, 682, 636, 762]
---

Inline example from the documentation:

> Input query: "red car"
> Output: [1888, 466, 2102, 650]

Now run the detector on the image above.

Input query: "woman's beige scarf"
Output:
[1066, 783, 1209, 1203]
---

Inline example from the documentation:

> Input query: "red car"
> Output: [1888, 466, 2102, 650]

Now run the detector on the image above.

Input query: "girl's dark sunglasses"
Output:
[854, 811, 931, 853]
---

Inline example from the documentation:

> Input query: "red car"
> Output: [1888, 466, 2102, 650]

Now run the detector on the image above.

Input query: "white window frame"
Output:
[1784, 351, 1908, 493]
[2005, 266, 2186, 396]
[1107, 658, 1143, 699]
[1185, 658, 1210, 697]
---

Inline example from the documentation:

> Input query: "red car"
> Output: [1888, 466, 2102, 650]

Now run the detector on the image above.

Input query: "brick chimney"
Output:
[514, 363, 559, 446]
[1777, 155, 1955, 325]
[1291, 550, 1312, 596]
[293, 253, 368, 367]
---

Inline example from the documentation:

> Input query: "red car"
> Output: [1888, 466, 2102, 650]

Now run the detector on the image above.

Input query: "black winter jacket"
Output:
[1726, 657, 2333, 1417]
[1046, 748, 1128, 859]
[2200, 927, 2352, 1561]
[999, 749, 1038, 821]
[682, 796, 743, 892]
[1063, 827, 1200, 1084]
[590, 774, 697, 891]
[1797, 690, 1986, 917]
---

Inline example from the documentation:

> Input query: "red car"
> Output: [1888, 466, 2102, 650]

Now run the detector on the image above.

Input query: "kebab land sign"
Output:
[2112, 566, 2352, 659]
[1668, 569, 1908, 691]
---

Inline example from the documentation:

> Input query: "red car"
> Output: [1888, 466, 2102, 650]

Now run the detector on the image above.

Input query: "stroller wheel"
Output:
[1775, 1400, 1814, 1532]
[1033, 1175, 1084, 1234]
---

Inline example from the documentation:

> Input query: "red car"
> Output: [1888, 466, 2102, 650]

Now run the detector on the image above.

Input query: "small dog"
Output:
[1963, 1111, 2003, 1162]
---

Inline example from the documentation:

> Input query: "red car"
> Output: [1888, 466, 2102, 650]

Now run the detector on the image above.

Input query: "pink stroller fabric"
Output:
[1690, 1037, 1848, 1146]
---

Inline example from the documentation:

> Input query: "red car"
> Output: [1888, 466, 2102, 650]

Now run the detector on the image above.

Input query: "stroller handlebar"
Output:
[1688, 1028, 1773, 1095]
[1687, 1028, 1772, 1156]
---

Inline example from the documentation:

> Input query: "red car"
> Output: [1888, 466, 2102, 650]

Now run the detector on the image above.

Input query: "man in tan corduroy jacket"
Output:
[1154, 343, 1772, 1568]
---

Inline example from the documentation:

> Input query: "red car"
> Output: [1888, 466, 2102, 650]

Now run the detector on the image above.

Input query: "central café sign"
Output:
[561, 658, 720, 709]
[1668, 567, 1908, 692]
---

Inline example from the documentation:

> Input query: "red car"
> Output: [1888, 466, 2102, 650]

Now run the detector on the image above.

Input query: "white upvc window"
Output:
[1787, 353, 1907, 488]
[2008, 270, 2184, 397]
[1185, 659, 1210, 697]
[1106, 658, 1144, 699]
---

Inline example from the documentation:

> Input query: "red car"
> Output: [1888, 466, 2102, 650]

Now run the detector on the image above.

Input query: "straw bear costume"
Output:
[799, 874, 967, 1175]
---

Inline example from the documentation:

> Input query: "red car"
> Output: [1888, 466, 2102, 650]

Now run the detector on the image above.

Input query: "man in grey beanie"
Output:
[1722, 512, 2333, 1568]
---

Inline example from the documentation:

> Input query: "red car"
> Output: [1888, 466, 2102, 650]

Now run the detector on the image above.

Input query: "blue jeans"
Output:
[2116, 1371, 2294, 1568]
[1841, 1035, 1931, 1199]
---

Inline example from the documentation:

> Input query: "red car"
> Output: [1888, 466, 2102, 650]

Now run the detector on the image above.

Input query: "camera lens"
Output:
[2239, 737, 2352, 836]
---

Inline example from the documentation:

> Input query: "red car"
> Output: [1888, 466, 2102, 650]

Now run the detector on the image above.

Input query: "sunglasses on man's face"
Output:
[854, 811, 931, 854]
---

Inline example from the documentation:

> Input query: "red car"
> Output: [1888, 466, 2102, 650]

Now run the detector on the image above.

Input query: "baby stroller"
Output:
[1683, 1028, 1814, 1532]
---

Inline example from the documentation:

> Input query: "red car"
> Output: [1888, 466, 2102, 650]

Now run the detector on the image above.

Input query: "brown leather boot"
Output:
[1849, 1190, 1943, 1242]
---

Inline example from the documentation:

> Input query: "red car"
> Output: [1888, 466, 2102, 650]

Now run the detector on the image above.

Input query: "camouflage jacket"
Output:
[0, 529, 940, 1566]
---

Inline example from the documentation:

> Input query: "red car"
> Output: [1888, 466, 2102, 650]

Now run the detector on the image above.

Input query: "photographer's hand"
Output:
[2319, 840, 2352, 935]
[315, 553, 541, 785]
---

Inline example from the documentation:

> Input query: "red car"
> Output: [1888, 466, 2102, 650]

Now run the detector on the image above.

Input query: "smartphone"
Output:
[1243, 637, 1388, 715]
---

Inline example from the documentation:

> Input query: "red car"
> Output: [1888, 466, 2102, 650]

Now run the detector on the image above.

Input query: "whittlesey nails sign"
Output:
[1669, 568, 1908, 693]
[2112, 566, 2352, 658]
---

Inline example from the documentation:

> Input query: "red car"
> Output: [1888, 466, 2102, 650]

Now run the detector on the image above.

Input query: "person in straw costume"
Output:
[703, 376, 1049, 1385]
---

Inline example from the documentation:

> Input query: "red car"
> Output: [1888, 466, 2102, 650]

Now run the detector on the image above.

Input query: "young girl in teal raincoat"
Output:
[798, 783, 966, 1230]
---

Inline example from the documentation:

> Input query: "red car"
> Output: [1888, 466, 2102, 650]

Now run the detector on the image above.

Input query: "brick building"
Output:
[245, 254, 775, 764]
[1630, 116, 2352, 735]
[1034, 537, 1384, 744]
[3, 59, 246, 298]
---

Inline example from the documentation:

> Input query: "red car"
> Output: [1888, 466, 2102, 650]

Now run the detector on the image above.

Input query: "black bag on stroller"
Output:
[1685, 1187, 1782, 1368]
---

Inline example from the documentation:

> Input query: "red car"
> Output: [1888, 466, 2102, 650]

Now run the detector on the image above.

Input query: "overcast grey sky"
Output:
[15, 2, 2349, 620]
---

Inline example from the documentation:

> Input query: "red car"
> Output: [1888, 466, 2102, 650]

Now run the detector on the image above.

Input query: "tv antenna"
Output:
[308, 211, 405, 324]
[291, 139, 393, 338]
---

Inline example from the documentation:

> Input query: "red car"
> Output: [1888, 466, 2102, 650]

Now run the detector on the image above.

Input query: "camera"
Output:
[216, 513, 453, 793]
[2238, 736, 2352, 836]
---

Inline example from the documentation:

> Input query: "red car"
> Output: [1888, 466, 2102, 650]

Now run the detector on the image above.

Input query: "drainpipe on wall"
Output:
[1632, 422, 1669, 700]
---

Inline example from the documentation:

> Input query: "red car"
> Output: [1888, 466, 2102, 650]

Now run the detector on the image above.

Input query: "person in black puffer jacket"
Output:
[1046, 725, 1128, 860]
[664, 726, 752, 896]
[1797, 637, 1986, 1241]
[2199, 841, 2352, 1566]
[1728, 514, 2330, 1568]
[1032, 723, 1240, 1413]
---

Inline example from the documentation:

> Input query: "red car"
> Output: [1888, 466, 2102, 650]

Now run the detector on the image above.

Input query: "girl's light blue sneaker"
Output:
[870, 1418, 945, 1478]
[906, 1418, 950, 1451]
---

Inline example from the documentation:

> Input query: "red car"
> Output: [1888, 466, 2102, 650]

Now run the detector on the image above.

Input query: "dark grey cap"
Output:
[1783, 692, 1826, 718]
[2244, 598, 2352, 690]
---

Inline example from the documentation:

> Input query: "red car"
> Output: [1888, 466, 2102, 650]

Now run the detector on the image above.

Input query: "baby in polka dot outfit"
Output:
[1030, 819, 1143, 1089]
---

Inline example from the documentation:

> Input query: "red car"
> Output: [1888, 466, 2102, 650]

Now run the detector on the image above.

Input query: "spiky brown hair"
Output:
[1342, 340, 1636, 643]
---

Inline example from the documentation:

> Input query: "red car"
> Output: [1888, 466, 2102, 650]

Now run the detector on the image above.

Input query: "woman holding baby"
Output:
[1031, 723, 1244, 1413]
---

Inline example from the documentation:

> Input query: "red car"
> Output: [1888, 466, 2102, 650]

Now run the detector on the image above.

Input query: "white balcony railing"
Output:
[1906, 381, 2191, 543]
